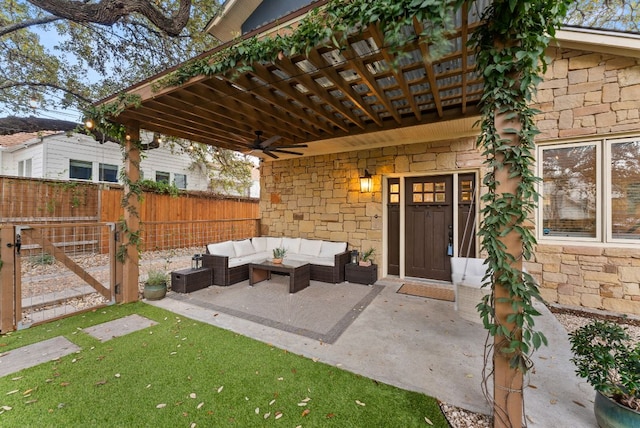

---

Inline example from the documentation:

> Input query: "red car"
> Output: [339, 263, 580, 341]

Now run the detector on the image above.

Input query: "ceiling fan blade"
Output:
[260, 135, 281, 149]
[273, 144, 308, 149]
[271, 149, 303, 156]
[264, 150, 279, 159]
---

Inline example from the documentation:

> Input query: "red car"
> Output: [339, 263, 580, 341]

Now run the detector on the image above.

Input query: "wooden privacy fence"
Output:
[0, 176, 259, 223]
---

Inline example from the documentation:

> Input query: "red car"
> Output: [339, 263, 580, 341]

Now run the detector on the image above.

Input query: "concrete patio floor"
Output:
[147, 276, 597, 427]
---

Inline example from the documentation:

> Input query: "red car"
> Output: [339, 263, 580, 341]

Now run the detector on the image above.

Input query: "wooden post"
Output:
[493, 113, 524, 428]
[0, 226, 16, 333]
[121, 122, 141, 303]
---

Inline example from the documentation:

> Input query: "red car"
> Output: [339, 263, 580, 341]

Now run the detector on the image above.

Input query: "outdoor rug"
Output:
[397, 282, 455, 302]
[168, 276, 384, 344]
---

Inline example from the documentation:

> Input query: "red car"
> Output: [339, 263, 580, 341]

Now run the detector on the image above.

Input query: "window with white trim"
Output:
[174, 173, 187, 189]
[156, 171, 170, 184]
[99, 163, 118, 182]
[69, 159, 92, 180]
[18, 159, 32, 177]
[538, 137, 640, 243]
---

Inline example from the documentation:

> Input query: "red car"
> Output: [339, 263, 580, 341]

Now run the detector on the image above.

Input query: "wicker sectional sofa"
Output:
[202, 237, 350, 286]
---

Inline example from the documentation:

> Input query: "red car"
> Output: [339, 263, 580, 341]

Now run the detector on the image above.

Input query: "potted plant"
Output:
[359, 247, 375, 266]
[569, 320, 640, 428]
[272, 247, 287, 264]
[143, 269, 168, 300]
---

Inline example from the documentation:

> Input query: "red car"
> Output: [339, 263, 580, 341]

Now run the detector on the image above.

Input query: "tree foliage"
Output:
[0, 0, 218, 117]
[566, 0, 640, 32]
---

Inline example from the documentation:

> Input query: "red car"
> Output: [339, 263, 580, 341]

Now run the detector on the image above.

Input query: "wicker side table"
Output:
[171, 267, 212, 293]
[345, 263, 377, 285]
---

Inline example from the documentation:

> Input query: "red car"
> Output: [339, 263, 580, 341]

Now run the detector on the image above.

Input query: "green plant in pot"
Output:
[272, 247, 287, 264]
[569, 320, 640, 428]
[143, 269, 168, 300]
[359, 247, 375, 266]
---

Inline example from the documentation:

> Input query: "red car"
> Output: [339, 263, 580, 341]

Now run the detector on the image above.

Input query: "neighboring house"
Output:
[0, 130, 250, 193]
[101, 1, 640, 316]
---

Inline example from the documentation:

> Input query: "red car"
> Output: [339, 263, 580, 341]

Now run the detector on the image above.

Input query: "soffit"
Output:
[205, 0, 263, 42]
[104, 2, 488, 161]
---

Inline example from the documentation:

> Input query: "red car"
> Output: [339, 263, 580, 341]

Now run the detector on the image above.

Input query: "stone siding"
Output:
[259, 137, 485, 269]
[530, 48, 640, 315]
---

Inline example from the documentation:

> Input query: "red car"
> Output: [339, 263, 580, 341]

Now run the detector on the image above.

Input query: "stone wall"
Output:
[530, 48, 640, 315]
[536, 47, 640, 139]
[526, 246, 640, 316]
[259, 136, 484, 268]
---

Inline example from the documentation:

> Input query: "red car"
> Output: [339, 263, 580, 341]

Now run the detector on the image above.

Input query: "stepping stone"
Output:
[83, 314, 157, 342]
[0, 336, 80, 378]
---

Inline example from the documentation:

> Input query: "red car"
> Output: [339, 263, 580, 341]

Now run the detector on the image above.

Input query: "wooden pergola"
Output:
[100, 2, 485, 160]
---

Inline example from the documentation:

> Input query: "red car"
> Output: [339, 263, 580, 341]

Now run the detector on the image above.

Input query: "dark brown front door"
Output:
[405, 175, 453, 281]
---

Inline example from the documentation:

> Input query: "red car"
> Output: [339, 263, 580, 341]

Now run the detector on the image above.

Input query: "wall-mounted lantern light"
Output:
[360, 169, 373, 193]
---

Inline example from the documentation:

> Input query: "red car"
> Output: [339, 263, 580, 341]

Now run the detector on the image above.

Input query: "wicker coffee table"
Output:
[249, 260, 310, 293]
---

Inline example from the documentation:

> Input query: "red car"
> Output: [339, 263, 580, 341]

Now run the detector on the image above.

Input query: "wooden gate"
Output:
[0, 223, 119, 332]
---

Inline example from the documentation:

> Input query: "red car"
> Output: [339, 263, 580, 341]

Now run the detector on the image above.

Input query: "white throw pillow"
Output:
[319, 241, 347, 258]
[282, 237, 301, 254]
[207, 241, 236, 257]
[299, 238, 322, 256]
[266, 237, 282, 252]
[252, 237, 267, 252]
[233, 239, 255, 257]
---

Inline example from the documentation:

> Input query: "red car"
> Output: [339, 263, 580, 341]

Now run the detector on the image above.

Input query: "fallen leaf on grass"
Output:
[277, 377, 284, 381]
[190, 423, 196, 428]
[1, 405, 12, 411]
[114, 373, 121, 378]
[95, 380, 107, 386]
[59, 382, 70, 387]
[24, 399, 37, 405]
[355, 400, 365, 406]
[297, 402, 307, 406]
[156, 403, 167, 409]
[197, 402, 204, 409]
[275, 411, 283, 420]
[11, 377, 22, 381]
[263, 412, 270, 419]
[22, 389, 33, 395]
[217, 386, 224, 393]
[269, 399, 276, 406]
[301, 397, 311, 403]
[189, 393, 196, 399]
[6, 390, 18, 395]
[255, 407, 260, 414]
[301, 409, 310, 417]
[326, 413, 335, 418]
[424, 416, 433, 425]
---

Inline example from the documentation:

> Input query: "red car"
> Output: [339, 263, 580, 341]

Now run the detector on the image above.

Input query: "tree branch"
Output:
[0, 16, 62, 37]
[27, 0, 192, 36]
[0, 81, 93, 105]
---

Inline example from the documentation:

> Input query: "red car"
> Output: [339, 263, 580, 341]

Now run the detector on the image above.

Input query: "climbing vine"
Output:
[470, 0, 571, 372]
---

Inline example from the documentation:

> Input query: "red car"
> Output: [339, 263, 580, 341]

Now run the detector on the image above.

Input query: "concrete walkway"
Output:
[147, 277, 597, 427]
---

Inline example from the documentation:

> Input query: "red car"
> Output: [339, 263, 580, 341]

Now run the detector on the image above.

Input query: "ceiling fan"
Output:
[247, 130, 308, 159]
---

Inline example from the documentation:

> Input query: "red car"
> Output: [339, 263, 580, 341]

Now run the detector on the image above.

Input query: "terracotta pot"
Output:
[359, 261, 371, 267]
[143, 283, 167, 300]
[594, 390, 640, 428]
[273, 258, 283, 264]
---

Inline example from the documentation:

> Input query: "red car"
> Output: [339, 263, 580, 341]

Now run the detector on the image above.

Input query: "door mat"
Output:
[397, 282, 455, 302]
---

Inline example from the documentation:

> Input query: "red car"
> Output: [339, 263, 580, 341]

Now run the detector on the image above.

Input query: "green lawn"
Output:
[0, 302, 448, 427]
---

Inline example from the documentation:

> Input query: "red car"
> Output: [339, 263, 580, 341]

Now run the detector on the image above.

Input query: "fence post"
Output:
[0, 225, 16, 333]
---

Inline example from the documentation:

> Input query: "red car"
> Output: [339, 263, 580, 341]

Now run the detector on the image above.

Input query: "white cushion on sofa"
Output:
[282, 237, 301, 254]
[319, 241, 347, 258]
[299, 238, 322, 256]
[207, 241, 235, 257]
[252, 237, 267, 252]
[266, 237, 282, 252]
[233, 239, 255, 257]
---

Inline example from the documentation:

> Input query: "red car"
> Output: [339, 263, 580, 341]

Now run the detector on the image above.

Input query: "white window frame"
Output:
[174, 173, 187, 189]
[537, 137, 640, 246]
[606, 136, 640, 244]
[18, 158, 32, 177]
[99, 163, 119, 183]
